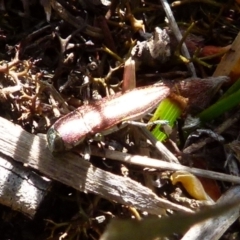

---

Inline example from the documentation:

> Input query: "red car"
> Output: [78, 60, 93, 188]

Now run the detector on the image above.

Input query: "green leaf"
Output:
[198, 78, 240, 122]
[198, 88, 240, 122]
[150, 98, 182, 141]
[220, 78, 240, 100]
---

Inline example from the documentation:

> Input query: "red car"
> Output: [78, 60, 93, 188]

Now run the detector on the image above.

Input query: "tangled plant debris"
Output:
[0, 0, 240, 239]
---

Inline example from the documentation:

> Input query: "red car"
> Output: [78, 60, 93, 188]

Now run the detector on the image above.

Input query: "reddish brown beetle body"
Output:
[47, 84, 170, 152]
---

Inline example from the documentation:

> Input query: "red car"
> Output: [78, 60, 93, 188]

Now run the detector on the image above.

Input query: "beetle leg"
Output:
[122, 120, 169, 128]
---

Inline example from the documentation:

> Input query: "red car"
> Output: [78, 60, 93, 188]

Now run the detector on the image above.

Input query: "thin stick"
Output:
[139, 127, 180, 164]
[159, 0, 196, 77]
[91, 146, 240, 184]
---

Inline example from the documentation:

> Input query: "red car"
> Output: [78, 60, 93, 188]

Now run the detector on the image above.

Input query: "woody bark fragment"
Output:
[0, 155, 50, 217]
[0, 117, 193, 214]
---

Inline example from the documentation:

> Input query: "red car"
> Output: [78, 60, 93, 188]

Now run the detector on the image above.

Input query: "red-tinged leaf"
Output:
[200, 45, 231, 58]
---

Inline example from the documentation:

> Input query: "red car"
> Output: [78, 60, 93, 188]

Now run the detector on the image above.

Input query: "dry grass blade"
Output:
[100, 191, 240, 240]
[91, 146, 240, 184]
